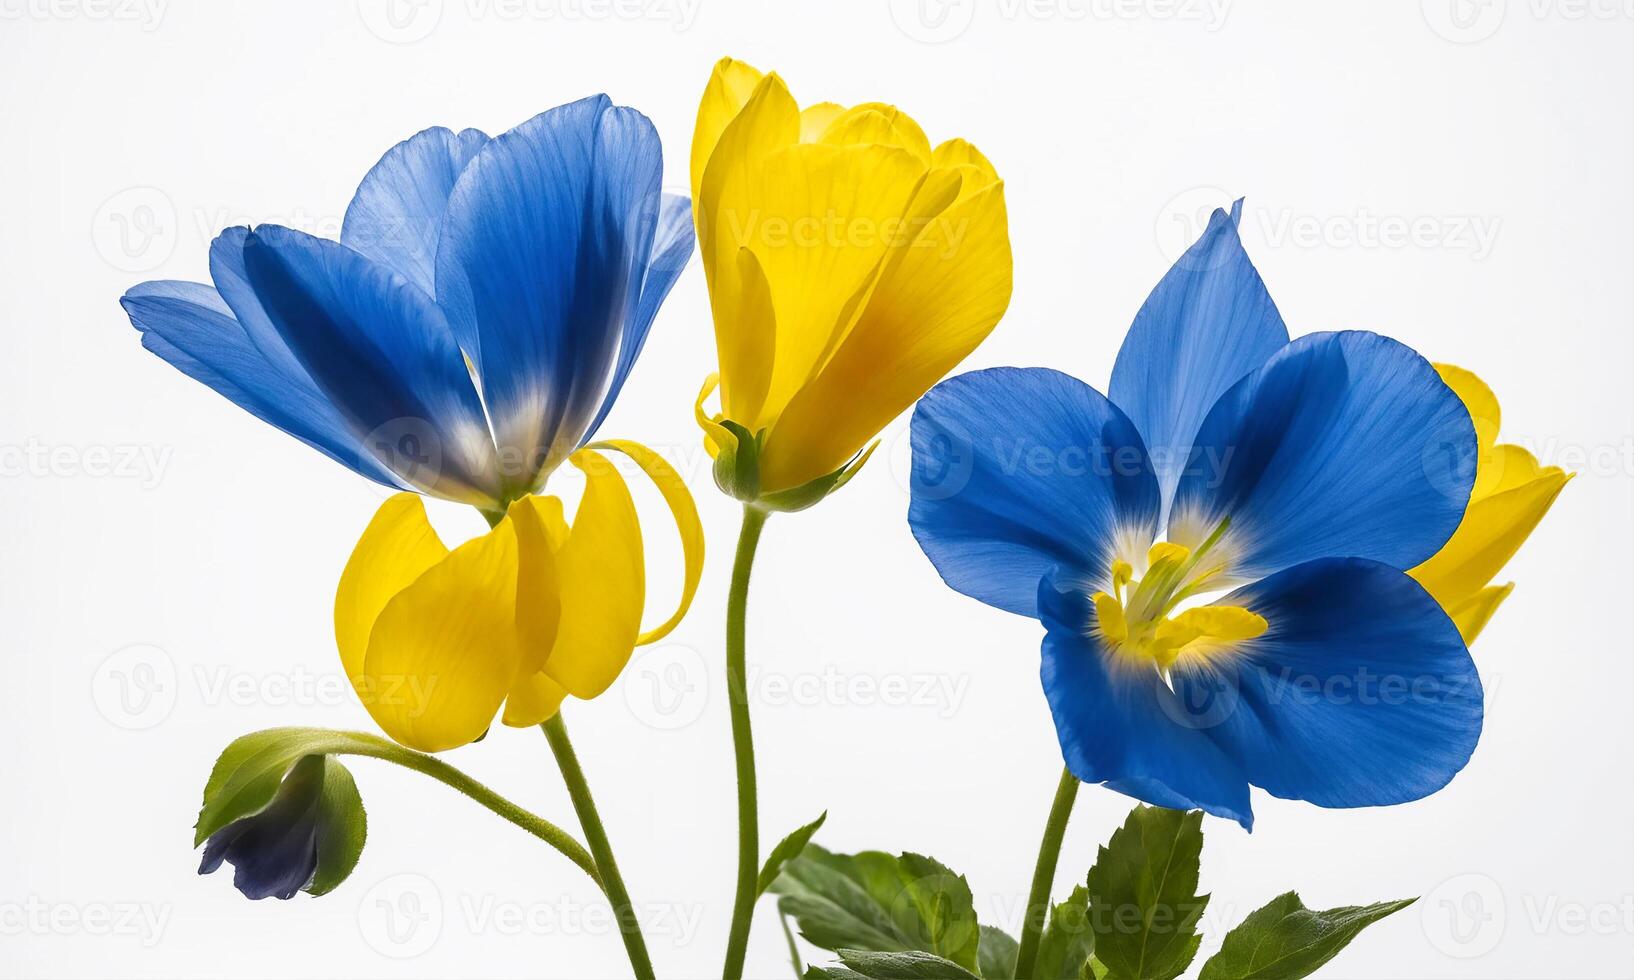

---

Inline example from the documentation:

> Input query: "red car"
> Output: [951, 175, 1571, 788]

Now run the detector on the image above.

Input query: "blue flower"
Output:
[908, 202, 1483, 829]
[122, 95, 694, 512]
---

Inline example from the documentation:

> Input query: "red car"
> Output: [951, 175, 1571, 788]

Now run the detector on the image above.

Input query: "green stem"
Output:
[722, 504, 770, 980]
[542, 715, 656, 980]
[779, 908, 804, 978]
[333, 733, 600, 884]
[1013, 767, 1081, 979]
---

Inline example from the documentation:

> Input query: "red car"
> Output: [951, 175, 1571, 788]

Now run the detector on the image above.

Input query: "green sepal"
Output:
[1197, 892, 1416, 980]
[711, 419, 764, 502]
[758, 440, 880, 513]
[1085, 806, 1207, 980]
[710, 417, 880, 513]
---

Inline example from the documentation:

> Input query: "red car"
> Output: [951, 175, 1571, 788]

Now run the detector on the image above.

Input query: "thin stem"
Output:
[334, 734, 600, 884]
[542, 715, 655, 980]
[721, 504, 770, 980]
[1013, 767, 1081, 979]
[779, 908, 804, 978]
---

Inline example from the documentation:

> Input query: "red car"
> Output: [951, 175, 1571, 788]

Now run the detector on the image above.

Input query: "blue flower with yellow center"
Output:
[909, 202, 1492, 829]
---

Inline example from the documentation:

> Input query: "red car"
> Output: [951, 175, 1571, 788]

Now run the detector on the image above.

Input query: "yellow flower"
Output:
[1411, 364, 1569, 644]
[334, 442, 703, 752]
[690, 57, 1013, 504]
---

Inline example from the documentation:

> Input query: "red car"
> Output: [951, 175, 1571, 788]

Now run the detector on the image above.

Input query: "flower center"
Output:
[1090, 518, 1266, 671]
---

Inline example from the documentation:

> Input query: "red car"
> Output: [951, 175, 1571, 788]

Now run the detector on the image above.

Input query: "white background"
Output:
[2, 1, 1630, 977]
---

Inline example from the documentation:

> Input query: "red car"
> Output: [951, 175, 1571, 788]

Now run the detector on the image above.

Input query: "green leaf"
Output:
[1033, 885, 1095, 979]
[1198, 892, 1415, 980]
[759, 811, 829, 896]
[195, 727, 386, 846]
[1085, 806, 1208, 980]
[977, 925, 1018, 979]
[805, 949, 984, 979]
[773, 845, 983, 971]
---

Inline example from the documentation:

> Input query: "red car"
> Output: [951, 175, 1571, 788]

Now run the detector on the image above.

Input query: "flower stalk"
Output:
[722, 504, 770, 980]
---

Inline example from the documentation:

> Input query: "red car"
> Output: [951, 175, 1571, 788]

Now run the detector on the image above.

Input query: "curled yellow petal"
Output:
[542, 448, 645, 699]
[589, 439, 705, 646]
[359, 516, 521, 753]
[334, 493, 449, 686]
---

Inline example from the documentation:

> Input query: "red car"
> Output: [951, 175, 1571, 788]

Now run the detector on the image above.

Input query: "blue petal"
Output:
[341, 126, 489, 295]
[1169, 330, 1475, 580]
[435, 95, 663, 491]
[1171, 558, 1483, 808]
[579, 192, 695, 444]
[232, 225, 501, 506]
[122, 280, 401, 488]
[1039, 575, 1254, 829]
[1109, 202, 1288, 516]
[909, 367, 1161, 619]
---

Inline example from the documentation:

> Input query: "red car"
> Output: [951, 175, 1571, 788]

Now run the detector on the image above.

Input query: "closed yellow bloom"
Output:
[690, 57, 1014, 502]
[1411, 364, 1569, 644]
[335, 442, 703, 752]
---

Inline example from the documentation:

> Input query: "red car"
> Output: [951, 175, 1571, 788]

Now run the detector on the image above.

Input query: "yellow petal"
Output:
[719, 247, 778, 425]
[815, 103, 933, 166]
[1447, 582, 1514, 645]
[799, 102, 846, 142]
[502, 671, 569, 728]
[360, 517, 521, 752]
[508, 494, 566, 678]
[694, 373, 730, 459]
[697, 74, 800, 423]
[1411, 467, 1569, 608]
[690, 57, 766, 204]
[542, 448, 645, 699]
[1434, 363, 1501, 453]
[589, 439, 706, 645]
[759, 178, 1012, 491]
[334, 493, 449, 686]
[932, 139, 999, 188]
[728, 142, 928, 428]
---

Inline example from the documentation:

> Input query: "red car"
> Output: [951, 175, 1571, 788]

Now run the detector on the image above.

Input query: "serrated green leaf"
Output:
[977, 925, 1018, 979]
[773, 845, 982, 971]
[1034, 885, 1095, 979]
[1198, 892, 1415, 980]
[815, 949, 983, 978]
[760, 812, 829, 896]
[1085, 806, 1208, 980]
